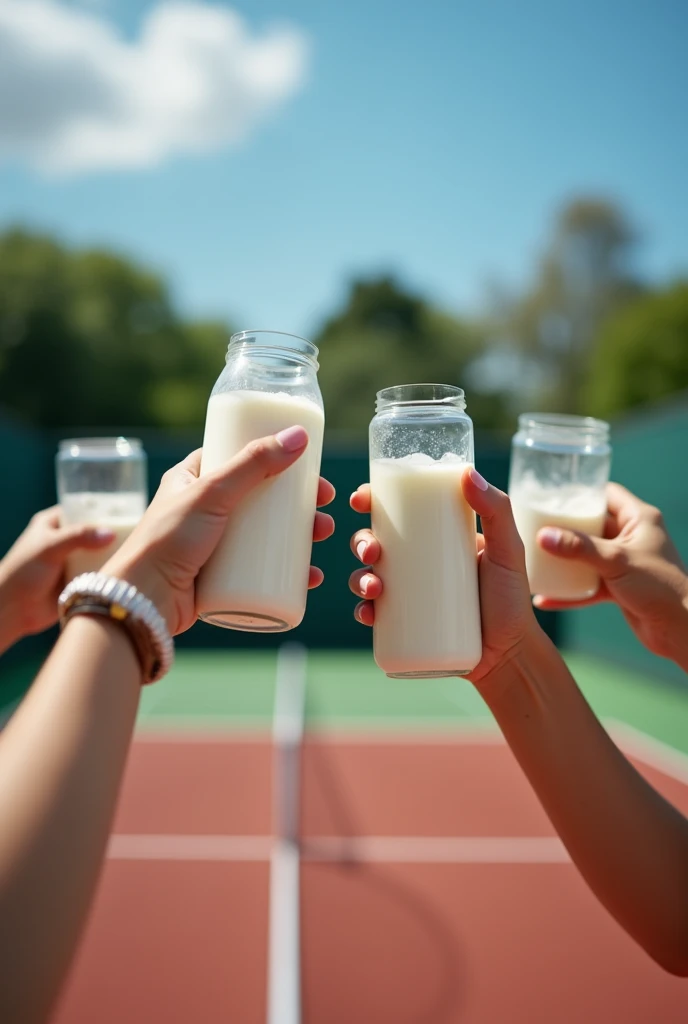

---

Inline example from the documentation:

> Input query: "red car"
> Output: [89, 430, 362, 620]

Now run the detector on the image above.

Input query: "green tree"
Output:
[492, 197, 644, 413]
[585, 281, 688, 418]
[314, 275, 490, 437]
[0, 228, 229, 429]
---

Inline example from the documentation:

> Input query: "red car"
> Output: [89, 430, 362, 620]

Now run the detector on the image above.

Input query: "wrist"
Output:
[100, 553, 174, 633]
[643, 568, 688, 672]
[472, 622, 556, 711]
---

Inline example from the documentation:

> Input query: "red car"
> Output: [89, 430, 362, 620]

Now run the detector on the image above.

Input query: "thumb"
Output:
[198, 425, 309, 514]
[537, 526, 614, 571]
[47, 524, 116, 558]
[461, 466, 526, 573]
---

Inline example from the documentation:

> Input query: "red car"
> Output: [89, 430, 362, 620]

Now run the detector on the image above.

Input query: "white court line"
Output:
[132, 729, 271, 744]
[303, 835, 569, 864]
[304, 725, 502, 745]
[268, 644, 306, 1024]
[107, 833, 569, 865]
[607, 719, 688, 786]
[108, 834, 272, 861]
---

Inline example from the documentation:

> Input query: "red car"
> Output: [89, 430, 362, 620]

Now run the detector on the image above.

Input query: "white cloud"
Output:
[0, 0, 309, 175]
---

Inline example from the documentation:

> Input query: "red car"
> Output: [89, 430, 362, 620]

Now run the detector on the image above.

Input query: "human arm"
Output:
[349, 469, 688, 974]
[0, 425, 335, 1023]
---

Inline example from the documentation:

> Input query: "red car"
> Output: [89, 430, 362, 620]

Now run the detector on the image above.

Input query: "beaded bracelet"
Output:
[58, 573, 174, 685]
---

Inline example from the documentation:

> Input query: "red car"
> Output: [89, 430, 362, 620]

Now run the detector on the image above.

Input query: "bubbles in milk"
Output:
[512, 471, 604, 516]
[386, 452, 466, 467]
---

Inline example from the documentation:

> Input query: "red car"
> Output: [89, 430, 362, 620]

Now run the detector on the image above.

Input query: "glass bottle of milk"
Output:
[57, 437, 148, 582]
[509, 414, 611, 600]
[197, 330, 324, 631]
[368, 384, 482, 678]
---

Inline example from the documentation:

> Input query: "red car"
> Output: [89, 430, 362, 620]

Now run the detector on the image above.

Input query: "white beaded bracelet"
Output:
[58, 573, 175, 685]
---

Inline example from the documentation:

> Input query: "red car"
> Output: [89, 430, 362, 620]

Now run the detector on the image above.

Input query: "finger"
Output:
[537, 526, 622, 576]
[317, 477, 336, 507]
[350, 484, 371, 514]
[354, 600, 375, 626]
[461, 467, 525, 572]
[308, 565, 324, 589]
[313, 511, 335, 543]
[157, 449, 203, 496]
[349, 567, 383, 599]
[350, 528, 381, 564]
[606, 482, 645, 518]
[46, 524, 116, 558]
[39, 505, 61, 526]
[198, 427, 309, 514]
[533, 592, 609, 611]
[176, 449, 203, 478]
[476, 533, 485, 555]
[602, 511, 620, 540]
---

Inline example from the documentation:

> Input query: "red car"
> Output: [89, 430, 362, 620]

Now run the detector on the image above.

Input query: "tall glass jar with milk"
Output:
[509, 414, 611, 600]
[57, 437, 148, 582]
[369, 384, 482, 678]
[197, 330, 324, 631]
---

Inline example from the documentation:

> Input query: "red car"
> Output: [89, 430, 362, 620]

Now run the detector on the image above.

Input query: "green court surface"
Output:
[132, 648, 688, 755]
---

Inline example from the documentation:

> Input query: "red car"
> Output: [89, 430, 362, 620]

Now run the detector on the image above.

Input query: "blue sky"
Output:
[0, 0, 686, 337]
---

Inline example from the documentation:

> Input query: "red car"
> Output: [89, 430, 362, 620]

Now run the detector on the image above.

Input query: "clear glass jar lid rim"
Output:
[377, 383, 465, 405]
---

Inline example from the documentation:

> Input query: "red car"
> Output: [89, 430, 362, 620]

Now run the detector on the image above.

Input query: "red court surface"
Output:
[53, 731, 688, 1023]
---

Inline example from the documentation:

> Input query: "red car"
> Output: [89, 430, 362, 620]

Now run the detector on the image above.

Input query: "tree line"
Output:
[0, 198, 686, 438]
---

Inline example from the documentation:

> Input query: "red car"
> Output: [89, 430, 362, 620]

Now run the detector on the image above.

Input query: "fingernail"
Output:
[539, 527, 563, 548]
[361, 573, 375, 596]
[469, 467, 489, 491]
[356, 540, 367, 562]
[276, 425, 308, 452]
[92, 528, 115, 541]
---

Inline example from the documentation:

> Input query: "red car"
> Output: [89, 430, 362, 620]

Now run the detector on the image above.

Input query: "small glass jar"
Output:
[56, 437, 148, 581]
[509, 413, 611, 600]
[369, 384, 482, 678]
[196, 330, 325, 631]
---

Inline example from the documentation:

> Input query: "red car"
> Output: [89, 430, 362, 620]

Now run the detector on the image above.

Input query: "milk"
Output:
[510, 481, 606, 599]
[61, 492, 145, 581]
[370, 453, 482, 677]
[196, 389, 325, 630]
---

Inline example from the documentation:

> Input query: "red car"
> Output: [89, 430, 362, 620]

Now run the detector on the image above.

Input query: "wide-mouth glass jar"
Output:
[197, 330, 325, 632]
[368, 383, 482, 678]
[56, 436, 148, 581]
[509, 413, 611, 600]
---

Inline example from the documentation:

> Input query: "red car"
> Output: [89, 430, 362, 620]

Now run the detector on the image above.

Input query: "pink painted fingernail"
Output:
[361, 573, 375, 596]
[469, 467, 489, 491]
[92, 528, 115, 541]
[276, 425, 308, 452]
[539, 527, 563, 548]
[356, 540, 367, 561]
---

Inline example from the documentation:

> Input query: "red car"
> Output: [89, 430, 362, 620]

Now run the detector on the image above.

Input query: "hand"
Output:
[104, 425, 335, 635]
[348, 467, 541, 684]
[0, 509, 116, 649]
[534, 482, 688, 668]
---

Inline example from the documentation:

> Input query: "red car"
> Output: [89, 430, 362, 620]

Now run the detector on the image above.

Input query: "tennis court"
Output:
[47, 647, 688, 1023]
